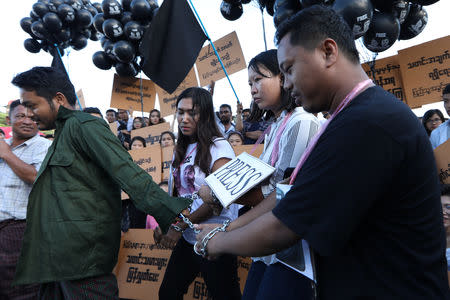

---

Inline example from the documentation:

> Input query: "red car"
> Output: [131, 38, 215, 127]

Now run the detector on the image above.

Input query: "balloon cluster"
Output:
[222, 0, 437, 53]
[91, 0, 158, 77]
[20, 0, 102, 55]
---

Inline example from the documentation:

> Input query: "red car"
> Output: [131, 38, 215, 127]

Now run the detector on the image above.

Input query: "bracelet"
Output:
[194, 220, 230, 257]
[170, 223, 185, 233]
[210, 190, 222, 206]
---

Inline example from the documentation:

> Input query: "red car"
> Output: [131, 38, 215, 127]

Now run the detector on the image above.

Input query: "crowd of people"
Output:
[1, 5, 450, 300]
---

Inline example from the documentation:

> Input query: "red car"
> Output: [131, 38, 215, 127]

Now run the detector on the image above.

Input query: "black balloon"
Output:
[30, 10, 40, 21]
[121, 0, 132, 11]
[220, 1, 243, 21]
[33, 2, 50, 17]
[58, 4, 76, 23]
[115, 62, 138, 77]
[31, 20, 50, 40]
[363, 11, 400, 52]
[273, 7, 297, 27]
[50, 0, 65, 8]
[80, 28, 92, 39]
[265, 0, 275, 16]
[399, 4, 428, 40]
[93, 51, 114, 69]
[24, 38, 42, 53]
[93, 12, 105, 32]
[20, 17, 34, 34]
[103, 39, 116, 60]
[113, 40, 135, 63]
[391, 0, 410, 24]
[102, 18, 123, 40]
[121, 11, 133, 24]
[130, 0, 152, 20]
[124, 21, 143, 41]
[43, 12, 63, 33]
[76, 9, 93, 27]
[100, 36, 109, 48]
[102, 0, 123, 19]
[90, 29, 103, 41]
[332, 0, 374, 39]
[148, 0, 158, 10]
[300, 0, 325, 7]
[92, 2, 103, 12]
[85, 5, 98, 17]
[55, 27, 71, 42]
[242, 0, 252, 3]
[409, 0, 439, 5]
[70, 34, 88, 50]
[65, 0, 83, 11]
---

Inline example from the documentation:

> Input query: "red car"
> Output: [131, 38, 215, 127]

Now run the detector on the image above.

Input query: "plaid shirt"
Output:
[0, 134, 51, 221]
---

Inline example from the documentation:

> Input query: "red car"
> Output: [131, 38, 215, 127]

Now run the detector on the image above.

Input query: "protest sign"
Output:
[131, 122, 170, 146]
[205, 152, 275, 208]
[232, 144, 264, 158]
[129, 145, 162, 184]
[114, 229, 172, 299]
[110, 74, 156, 112]
[156, 68, 199, 118]
[362, 55, 406, 103]
[434, 139, 450, 185]
[397, 35, 450, 108]
[196, 31, 247, 86]
[76, 89, 86, 110]
[162, 146, 174, 181]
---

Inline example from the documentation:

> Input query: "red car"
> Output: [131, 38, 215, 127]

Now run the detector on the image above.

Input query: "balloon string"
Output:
[54, 44, 83, 111]
[260, 4, 267, 52]
[186, 0, 241, 104]
[139, 72, 144, 118]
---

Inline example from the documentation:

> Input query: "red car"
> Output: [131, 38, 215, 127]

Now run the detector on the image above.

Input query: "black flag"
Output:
[51, 47, 70, 79]
[140, 0, 207, 94]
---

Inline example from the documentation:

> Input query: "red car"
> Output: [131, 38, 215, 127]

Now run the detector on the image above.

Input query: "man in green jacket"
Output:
[11, 67, 191, 298]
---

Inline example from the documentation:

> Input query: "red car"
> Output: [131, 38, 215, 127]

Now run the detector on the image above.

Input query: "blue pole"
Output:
[54, 45, 83, 110]
[186, 0, 241, 104]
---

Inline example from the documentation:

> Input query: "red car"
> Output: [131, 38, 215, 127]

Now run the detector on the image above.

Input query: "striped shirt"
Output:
[255, 107, 319, 265]
[0, 134, 52, 221]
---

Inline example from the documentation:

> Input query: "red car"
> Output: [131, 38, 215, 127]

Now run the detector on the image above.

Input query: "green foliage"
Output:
[0, 112, 8, 127]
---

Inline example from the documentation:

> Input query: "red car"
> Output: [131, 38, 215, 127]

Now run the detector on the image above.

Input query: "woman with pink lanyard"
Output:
[198, 49, 320, 300]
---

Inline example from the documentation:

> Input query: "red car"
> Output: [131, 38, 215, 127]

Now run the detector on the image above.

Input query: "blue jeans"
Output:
[242, 261, 313, 300]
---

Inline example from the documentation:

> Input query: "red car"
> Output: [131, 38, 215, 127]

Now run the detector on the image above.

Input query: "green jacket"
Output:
[14, 106, 190, 285]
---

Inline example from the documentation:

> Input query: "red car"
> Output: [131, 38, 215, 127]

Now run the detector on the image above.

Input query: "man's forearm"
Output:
[3, 152, 37, 184]
[209, 211, 299, 257]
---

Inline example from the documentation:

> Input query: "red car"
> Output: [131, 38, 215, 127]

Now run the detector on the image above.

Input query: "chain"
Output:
[194, 220, 230, 257]
[179, 192, 201, 234]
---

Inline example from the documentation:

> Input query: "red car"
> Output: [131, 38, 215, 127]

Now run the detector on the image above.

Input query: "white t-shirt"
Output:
[173, 138, 239, 245]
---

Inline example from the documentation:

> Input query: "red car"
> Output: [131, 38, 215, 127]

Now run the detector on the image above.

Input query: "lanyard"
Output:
[289, 80, 373, 185]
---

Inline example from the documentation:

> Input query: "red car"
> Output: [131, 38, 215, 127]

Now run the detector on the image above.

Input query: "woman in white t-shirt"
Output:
[197, 49, 319, 300]
[156, 87, 241, 300]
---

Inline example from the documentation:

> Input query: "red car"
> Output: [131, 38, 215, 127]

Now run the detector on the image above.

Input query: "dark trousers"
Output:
[38, 273, 119, 300]
[242, 261, 313, 300]
[0, 219, 39, 300]
[159, 237, 241, 300]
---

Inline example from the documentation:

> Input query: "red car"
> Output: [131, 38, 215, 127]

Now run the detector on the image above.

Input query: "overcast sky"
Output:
[1, 0, 448, 118]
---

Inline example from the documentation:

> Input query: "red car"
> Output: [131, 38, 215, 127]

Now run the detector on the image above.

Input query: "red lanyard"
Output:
[289, 80, 373, 185]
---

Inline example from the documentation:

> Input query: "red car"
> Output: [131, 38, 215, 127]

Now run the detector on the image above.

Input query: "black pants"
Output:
[159, 237, 241, 300]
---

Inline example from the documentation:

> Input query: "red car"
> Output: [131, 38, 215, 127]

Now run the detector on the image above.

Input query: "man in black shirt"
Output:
[195, 5, 449, 299]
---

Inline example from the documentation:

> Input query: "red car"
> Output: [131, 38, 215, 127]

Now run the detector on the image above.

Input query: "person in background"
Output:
[118, 109, 133, 132]
[228, 131, 244, 147]
[132, 117, 145, 130]
[423, 109, 445, 136]
[0, 100, 52, 299]
[143, 116, 150, 126]
[160, 131, 175, 148]
[441, 184, 450, 285]
[106, 109, 118, 124]
[83, 107, 103, 119]
[236, 101, 271, 145]
[430, 84, 450, 149]
[129, 136, 146, 150]
[11, 66, 191, 298]
[149, 109, 165, 126]
[0, 128, 5, 139]
[216, 104, 235, 138]
[156, 87, 241, 300]
[242, 108, 251, 120]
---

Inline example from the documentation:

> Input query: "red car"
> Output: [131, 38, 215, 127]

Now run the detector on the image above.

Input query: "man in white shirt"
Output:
[216, 104, 235, 138]
[430, 84, 450, 149]
[0, 100, 52, 299]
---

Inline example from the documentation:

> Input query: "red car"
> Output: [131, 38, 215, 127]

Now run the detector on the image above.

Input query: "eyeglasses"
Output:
[426, 118, 442, 124]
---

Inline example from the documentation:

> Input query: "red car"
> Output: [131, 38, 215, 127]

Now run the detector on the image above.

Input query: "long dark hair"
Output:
[422, 109, 445, 136]
[248, 49, 296, 120]
[149, 109, 166, 125]
[172, 87, 222, 175]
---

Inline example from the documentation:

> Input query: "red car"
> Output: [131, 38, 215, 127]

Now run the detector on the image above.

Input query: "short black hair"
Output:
[276, 5, 360, 64]
[130, 136, 146, 149]
[443, 83, 450, 95]
[160, 131, 175, 143]
[106, 109, 117, 114]
[11, 67, 77, 106]
[83, 107, 103, 118]
[0, 128, 5, 136]
[9, 100, 23, 117]
[243, 108, 250, 114]
[220, 104, 232, 112]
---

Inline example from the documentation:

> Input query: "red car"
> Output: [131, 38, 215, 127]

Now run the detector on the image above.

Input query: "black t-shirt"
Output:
[272, 86, 449, 299]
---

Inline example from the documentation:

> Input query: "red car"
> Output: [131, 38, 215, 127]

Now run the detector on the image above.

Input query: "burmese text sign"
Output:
[131, 122, 170, 146]
[111, 74, 156, 112]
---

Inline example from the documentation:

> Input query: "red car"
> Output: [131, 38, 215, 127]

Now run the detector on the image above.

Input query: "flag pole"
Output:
[54, 44, 83, 111]
[186, 0, 241, 104]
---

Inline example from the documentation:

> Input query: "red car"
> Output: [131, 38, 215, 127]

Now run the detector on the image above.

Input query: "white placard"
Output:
[204, 152, 275, 208]
[275, 183, 316, 282]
